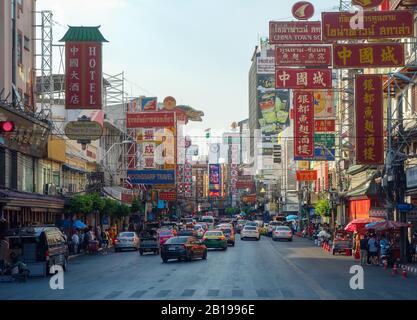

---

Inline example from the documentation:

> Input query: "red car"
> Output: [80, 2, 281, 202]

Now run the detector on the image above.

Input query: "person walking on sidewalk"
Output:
[368, 234, 379, 265]
[359, 234, 369, 266]
[71, 231, 80, 255]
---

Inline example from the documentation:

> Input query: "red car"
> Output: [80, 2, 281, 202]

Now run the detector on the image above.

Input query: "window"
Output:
[53, 171, 60, 187]
[17, 31, 23, 65]
[10, 151, 18, 189]
[24, 36, 30, 51]
[0, 148, 5, 187]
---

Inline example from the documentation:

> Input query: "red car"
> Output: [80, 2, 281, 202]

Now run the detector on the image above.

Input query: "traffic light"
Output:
[0, 121, 15, 133]
[273, 145, 282, 164]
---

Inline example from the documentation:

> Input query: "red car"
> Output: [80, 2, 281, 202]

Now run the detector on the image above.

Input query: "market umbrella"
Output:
[286, 215, 298, 221]
[73, 220, 87, 229]
[365, 220, 412, 231]
[344, 217, 383, 233]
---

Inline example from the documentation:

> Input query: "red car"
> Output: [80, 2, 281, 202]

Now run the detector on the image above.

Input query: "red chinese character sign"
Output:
[276, 69, 332, 89]
[296, 170, 317, 181]
[269, 21, 322, 44]
[65, 42, 103, 109]
[355, 74, 384, 165]
[275, 46, 332, 67]
[294, 91, 314, 159]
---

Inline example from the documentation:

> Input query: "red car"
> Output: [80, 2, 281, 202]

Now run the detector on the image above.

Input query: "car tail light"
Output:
[219, 236, 225, 240]
[288, 232, 292, 236]
[45, 250, 49, 260]
[114, 239, 119, 243]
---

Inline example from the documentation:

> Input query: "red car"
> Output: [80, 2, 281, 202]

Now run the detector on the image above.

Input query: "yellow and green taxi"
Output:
[202, 230, 228, 250]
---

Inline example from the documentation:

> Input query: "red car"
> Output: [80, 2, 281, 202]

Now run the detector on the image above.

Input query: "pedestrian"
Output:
[101, 229, 109, 255]
[71, 231, 80, 255]
[379, 234, 390, 265]
[79, 230, 85, 253]
[84, 228, 91, 254]
[359, 234, 369, 266]
[368, 234, 379, 265]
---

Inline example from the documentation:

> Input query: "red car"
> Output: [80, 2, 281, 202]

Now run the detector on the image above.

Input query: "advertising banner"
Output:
[257, 44, 275, 74]
[355, 74, 384, 165]
[126, 112, 175, 128]
[276, 68, 332, 89]
[296, 170, 317, 181]
[209, 164, 221, 197]
[269, 21, 322, 44]
[333, 43, 405, 69]
[322, 10, 414, 41]
[275, 45, 332, 67]
[314, 119, 335, 132]
[65, 42, 102, 109]
[195, 168, 205, 199]
[127, 170, 176, 185]
[294, 91, 314, 158]
[314, 90, 335, 119]
[139, 97, 158, 111]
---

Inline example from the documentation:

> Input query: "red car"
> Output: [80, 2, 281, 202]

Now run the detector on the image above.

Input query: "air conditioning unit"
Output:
[44, 183, 57, 195]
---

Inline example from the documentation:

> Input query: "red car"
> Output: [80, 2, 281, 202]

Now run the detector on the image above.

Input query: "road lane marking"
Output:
[207, 289, 219, 297]
[155, 290, 170, 297]
[130, 290, 147, 298]
[182, 289, 196, 297]
[104, 291, 123, 299]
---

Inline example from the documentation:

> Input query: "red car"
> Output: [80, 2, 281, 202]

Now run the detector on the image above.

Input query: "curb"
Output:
[68, 247, 107, 261]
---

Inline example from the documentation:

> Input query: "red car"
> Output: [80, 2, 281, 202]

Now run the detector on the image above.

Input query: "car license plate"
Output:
[168, 247, 175, 251]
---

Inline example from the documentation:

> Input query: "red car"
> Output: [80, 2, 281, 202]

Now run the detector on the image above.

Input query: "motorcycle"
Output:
[0, 255, 30, 282]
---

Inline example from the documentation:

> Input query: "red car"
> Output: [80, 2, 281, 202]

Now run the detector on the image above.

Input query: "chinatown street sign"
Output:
[355, 74, 384, 165]
[292, 1, 315, 20]
[333, 43, 405, 69]
[126, 112, 175, 128]
[269, 21, 322, 44]
[352, 0, 384, 8]
[322, 10, 414, 41]
[294, 91, 314, 159]
[65, 119, 103, 141]
[275, 45, 332, 67]
[275, 68, 332, 89]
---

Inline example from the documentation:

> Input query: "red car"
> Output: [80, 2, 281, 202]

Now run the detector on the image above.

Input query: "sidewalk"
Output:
[68, 246, 111, 261]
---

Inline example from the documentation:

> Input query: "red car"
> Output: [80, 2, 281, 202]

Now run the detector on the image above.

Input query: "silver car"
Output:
[114, 232, 140, 251]
[272, 226, 293, 241]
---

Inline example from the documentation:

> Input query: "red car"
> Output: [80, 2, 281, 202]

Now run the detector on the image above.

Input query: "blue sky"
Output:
[37, 0, 338, 140]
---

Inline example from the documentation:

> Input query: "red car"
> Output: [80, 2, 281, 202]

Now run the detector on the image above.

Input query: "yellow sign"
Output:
[297, 161, 310, 170]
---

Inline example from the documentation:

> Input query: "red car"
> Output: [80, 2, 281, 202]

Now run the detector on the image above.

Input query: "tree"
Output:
[103, 197, 118, 217]
[131, 197, 144, 215]
[69, 194, 93, 215]
[315, 199, 331, 217]
[115, 203, 131, 218]
[90, 193, 105, 215]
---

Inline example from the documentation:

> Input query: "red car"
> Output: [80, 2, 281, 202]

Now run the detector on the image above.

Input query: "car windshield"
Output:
[119, 232, 135, 238]
[201, 217, 214, 223]
[246, 222, 257, 226]
[244, 226, 257, 231]
[276, 227, 290, 231]
[205, 231, 223, 237]
[221, 229, 231, 235]
[165, 237, 188, 244]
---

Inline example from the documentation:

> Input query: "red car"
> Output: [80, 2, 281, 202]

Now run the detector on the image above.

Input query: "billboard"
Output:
[269, 21, 322, 44]
[275, 68, 332, 89]
[209, 164, 221, 197]
[275, 45, 332, 67]
[294, 91, 314, 159]
[355, 74, 384, 165]
[65, 42, 103, 109]
[322, 10, 414, 41]
[127, 170, 176, 185]
[333, 43, 405, 69]
[126, 112, 175, 128]
[139, 97, 158, 111]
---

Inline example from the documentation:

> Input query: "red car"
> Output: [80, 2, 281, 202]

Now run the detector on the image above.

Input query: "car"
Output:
[158, 229, 176, 245]
[160, 236, 207, 263]
[216, 223, 234, 231]
[267, 221, 283, 236]
[272, 226, 293, 242]
[218, 227, 235, 246]
[114, 232, 140, 251]
[182, 218, 196, 228]
[200, 216, 215, 229]
[254, 220, 264, 228]
[245, 221, 259, 232]
[7, 226, 69, 276]
[193, 225, 205, 238]
[199, 222, 209, 232]
[202, 230, 228, 250]
[177, 229, 196, 237]
[241, 226, 260, 241]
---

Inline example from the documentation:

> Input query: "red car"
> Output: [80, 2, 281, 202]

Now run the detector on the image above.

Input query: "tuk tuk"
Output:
[138, 222, 160, 255]
[331, 230, 353, 255]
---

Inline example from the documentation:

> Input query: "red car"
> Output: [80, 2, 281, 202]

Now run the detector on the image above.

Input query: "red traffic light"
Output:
[0, 121, 15, 133]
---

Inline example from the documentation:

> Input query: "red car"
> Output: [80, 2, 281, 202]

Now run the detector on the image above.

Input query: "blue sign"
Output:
[294, 148, 335, 161]
[127, 170, 175, 185]
[397, 203, 414, 211]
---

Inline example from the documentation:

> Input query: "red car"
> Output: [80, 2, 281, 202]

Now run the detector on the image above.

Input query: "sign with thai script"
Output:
[355, 74, 384, 165]
[294, 91, 314, 158]
[333, 43, 405, 69]
[269, 21, 322, 44]
[126, 112, 175, 128]
[276, 68, 332, 89]
[127, 170, 176, 185]
[275, 45, 332, 67]
[322, 10, 414, 41]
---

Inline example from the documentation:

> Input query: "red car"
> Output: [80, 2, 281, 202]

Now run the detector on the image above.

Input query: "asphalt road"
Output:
[1, 235, 416, 300]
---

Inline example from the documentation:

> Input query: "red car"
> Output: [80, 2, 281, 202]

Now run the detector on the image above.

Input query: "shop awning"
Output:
[0, 188, 65, 209]
[62, 163, 89, 174]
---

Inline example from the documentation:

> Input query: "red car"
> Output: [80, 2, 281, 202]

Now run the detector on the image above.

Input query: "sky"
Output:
[37, 0, 338, 142]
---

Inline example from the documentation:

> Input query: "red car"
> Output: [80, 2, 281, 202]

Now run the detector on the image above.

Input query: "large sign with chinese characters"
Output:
[333, 43, 405, 69]
[275, 68, 332, 89]
[275, 45, 332, 67]
[355, 74, 384, 165]
[296, 170, 317, 181]
[269, 21, 322, 44]
[209, 164, 221, 197]
[126, 112, 175, 128]
[314, 119, 335, 132]
[322, 10, 414, 41]
[65, 42, 102, 109]
[294, 91, 314, 159]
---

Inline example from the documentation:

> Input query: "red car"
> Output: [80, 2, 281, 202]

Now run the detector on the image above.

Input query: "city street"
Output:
[1, 235, 416, 300]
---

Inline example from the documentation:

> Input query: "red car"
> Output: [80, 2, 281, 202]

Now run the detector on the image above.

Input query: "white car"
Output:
[267, 221, 282, 236]
[272, 226, 293, 242]
[241, 226, 260, 241]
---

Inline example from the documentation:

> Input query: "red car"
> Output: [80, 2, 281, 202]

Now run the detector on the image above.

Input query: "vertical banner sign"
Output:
[294, 91, 314, 159]
[209, 164, 221, 197]
[65, 42, 102, 109]
[355, 74, 384, 165]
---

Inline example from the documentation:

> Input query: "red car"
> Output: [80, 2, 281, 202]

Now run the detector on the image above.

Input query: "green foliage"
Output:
[69, 194, 93, 215]
[225, 207, 240, 216]
[131, 197, 145, 215]
[103, 197, 118, 217]
[315, 199, 331, 217]
[116, 203, 131, 217]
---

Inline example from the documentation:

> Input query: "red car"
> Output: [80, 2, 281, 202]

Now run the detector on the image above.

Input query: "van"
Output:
[200, 216, 215, 229]
[8, 226, 69, 276]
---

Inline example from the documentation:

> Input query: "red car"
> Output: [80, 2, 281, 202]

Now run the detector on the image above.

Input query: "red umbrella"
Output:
[367, 220, 412, 231]
[344, 217, 383, 232]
